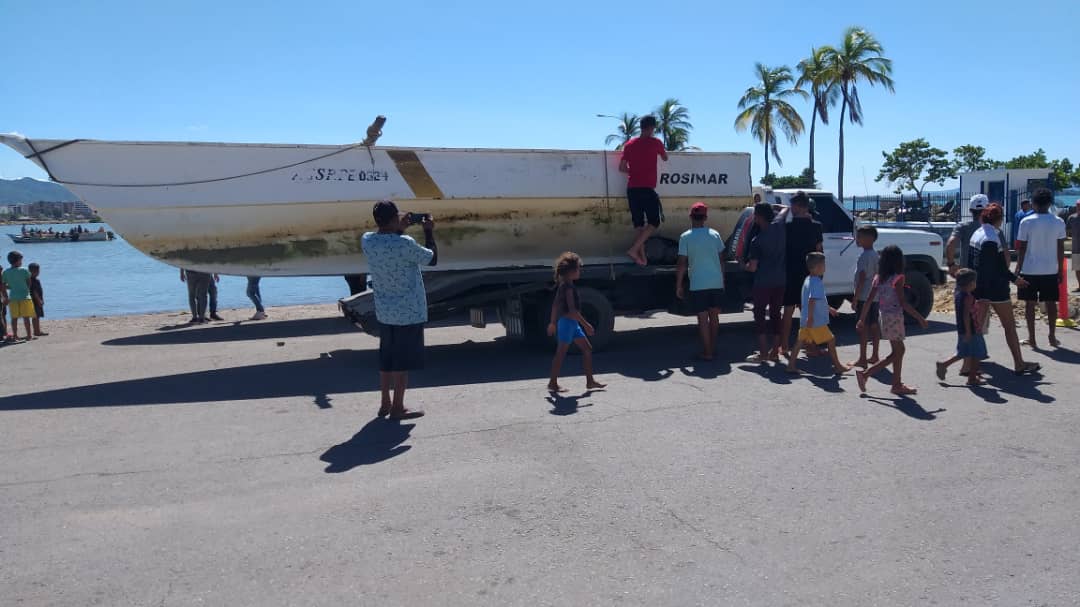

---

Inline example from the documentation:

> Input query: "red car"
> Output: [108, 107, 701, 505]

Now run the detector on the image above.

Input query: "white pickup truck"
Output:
[733, 188, 945, 315]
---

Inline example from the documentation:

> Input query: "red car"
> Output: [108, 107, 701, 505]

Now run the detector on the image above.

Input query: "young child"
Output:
[0, 260, 8, 341]
[786, 252, 851, 375]
[852, 226, 881, 367]
[856, 245, 929, 395]
[935, 268, 986, 386]
[28, 263, 47, 337]
[546, 252, 607, 393]
[3, 251, 34, 341]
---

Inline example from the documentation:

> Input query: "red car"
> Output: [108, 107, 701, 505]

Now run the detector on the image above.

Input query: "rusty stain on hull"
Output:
[113, 196, 751, 273]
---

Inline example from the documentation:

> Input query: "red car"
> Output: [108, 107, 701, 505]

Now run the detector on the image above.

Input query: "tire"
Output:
[577, 287, 616, 351]
[904, 270, 933, 322]
[524, 287, 616, 352]
[644, 236, 679, 266]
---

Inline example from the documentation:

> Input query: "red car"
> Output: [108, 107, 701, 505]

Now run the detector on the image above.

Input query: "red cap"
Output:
[690, 202, 708, 217]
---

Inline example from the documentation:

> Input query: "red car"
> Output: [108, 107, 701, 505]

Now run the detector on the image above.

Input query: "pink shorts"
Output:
[880, 312, 905, 341]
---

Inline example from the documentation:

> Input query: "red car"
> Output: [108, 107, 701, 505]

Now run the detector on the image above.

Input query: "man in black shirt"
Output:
[780, 192, 824, 356]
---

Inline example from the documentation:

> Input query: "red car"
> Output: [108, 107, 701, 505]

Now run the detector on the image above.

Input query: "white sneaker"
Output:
[251, 311, 267, 320]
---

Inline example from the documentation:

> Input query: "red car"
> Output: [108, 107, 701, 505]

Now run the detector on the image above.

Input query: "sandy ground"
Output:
[3, 305, 1080, 606]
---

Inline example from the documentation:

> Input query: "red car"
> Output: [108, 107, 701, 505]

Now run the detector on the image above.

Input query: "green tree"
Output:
[734, 63, 807, 179]
[876, 138, 956, 201]
[952, 144, 1001, 172]
[761, 167, 818, 189]
[654, 98, 693, 151]
[604, 113, 640, 150]
[822, 26, 895, 202]
[1003, 148, 1050, 169]
[796, 47, 839, 182]
[1050, 158, 1074, 189]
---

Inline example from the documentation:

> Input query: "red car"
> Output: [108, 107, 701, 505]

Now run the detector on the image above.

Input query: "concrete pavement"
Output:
[1, 309, 1079, 606]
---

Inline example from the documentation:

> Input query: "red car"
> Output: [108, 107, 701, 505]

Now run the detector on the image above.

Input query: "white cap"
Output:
[969, 194, 989, 210]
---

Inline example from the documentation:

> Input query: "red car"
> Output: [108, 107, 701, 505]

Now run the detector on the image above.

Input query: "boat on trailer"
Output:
[0, 133, 751, 276]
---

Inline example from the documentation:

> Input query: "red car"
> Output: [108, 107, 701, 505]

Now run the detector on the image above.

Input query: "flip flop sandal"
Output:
[1013, 362, 1042, 376]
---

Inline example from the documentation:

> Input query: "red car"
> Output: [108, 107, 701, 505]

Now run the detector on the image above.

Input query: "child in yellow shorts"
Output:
[3, 251, 35, 341]
[786, 252, 851, 376]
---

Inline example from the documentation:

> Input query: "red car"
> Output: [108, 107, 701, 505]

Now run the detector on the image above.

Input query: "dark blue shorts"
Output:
[956, 334, 988, 360]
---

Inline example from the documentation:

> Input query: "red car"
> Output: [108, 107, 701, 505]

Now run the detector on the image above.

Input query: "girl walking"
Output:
[547, 252, 607, 393]
[855, 245, 929, 395]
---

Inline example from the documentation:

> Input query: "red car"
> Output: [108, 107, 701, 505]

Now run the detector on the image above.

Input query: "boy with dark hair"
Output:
[746, 201, 786, 362]
[675, 202, 726, 361]
[1016, 187, 1066, 348]
[852, 225, 880, 367]
[361, 199, 438, 420]
[28, 262, 47, 337]
[786, 252, 850, 376]
[619, 115, 669, 266]
[3, 251, 34, 341]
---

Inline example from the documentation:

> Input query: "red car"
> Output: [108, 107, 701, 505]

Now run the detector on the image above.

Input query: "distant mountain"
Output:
[0, 177, 79, 204]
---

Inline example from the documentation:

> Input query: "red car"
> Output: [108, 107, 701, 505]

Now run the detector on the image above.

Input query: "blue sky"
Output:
[1, 0, 1076, 195]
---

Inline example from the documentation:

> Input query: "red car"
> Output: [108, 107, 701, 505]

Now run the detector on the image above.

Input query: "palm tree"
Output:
[822, 26, 894, 202]
[604, 113, 640, 150]
[654, 98, 693, 151]
[734, 63, 807, 179]
[796, 46, 839, 185]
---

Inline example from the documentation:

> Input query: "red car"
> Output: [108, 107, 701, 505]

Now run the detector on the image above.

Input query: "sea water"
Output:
[0, 224, 353, 319]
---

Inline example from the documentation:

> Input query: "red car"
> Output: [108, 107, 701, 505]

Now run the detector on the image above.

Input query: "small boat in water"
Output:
[9, 229, 113, 244]
[0, 132, 751, 276]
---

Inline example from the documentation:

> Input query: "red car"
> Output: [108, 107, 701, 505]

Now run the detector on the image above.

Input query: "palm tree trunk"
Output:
[764, 137, 769, 180]
[808, 104, 817, 180]
[838, 90, 848, 202]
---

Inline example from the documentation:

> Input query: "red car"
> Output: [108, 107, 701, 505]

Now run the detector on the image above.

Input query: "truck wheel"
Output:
[904, 270, 934, 322]
[577, 287, 616, 351]
[644, 236, 679, 266]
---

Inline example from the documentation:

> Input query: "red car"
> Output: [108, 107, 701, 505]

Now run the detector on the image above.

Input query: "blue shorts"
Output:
[956, 334, 988, 360]
[557, 317, 586, 344]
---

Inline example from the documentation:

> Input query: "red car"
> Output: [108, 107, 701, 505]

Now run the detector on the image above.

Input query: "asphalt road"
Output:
[2, 309, 1079, 606]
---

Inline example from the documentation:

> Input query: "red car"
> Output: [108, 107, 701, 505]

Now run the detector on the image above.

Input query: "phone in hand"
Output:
[405, 212, 431, 225]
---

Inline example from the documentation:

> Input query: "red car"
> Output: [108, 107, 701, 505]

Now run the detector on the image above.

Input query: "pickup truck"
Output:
[341, 188, 945, 350]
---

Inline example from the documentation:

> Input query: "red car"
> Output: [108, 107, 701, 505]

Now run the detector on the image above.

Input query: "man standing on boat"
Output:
[361, 200, 438, 420]
[619, 115, 668, 266]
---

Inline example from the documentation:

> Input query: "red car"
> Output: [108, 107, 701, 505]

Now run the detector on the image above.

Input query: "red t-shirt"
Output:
[621, 136, 665, 189]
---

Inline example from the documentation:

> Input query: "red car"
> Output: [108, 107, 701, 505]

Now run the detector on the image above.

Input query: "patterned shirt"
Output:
[361, 232, 434, 326]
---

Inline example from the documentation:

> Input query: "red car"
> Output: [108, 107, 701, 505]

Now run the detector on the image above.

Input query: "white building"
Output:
[958, 168, 1053, 236]
[958, 168, 1052, 205]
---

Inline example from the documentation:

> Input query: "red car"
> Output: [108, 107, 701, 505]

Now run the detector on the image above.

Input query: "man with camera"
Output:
[360, 200, 438, 420]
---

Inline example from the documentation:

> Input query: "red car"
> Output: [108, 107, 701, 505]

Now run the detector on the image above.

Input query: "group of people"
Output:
[179, 270, 267, 323]
[19, 224, 104, 240]
[1, 250, 46, 342]
[358, 112, 1074, 415]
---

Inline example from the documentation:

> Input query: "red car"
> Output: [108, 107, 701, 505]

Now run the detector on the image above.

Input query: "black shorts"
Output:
[627, 187, 663, 228]
[33, 302, 44, 319]
[689, 288, 724, 313]
[379, 323, 425, 372]
[1018, 274, 1059, 303]
[855, 300, 879, 326]
[784, 272, 807, 306]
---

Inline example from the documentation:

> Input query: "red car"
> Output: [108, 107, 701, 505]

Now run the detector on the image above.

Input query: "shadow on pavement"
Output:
[320, 418, 415, 472]
[0, 318, 1003, 412]
[104, 317, 353, 346]
[861, 394, 945, 420]
[546, 391, 597, 416]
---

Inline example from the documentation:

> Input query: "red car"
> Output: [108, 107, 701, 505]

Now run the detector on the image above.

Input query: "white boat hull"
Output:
[0, 135, 752, 276]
